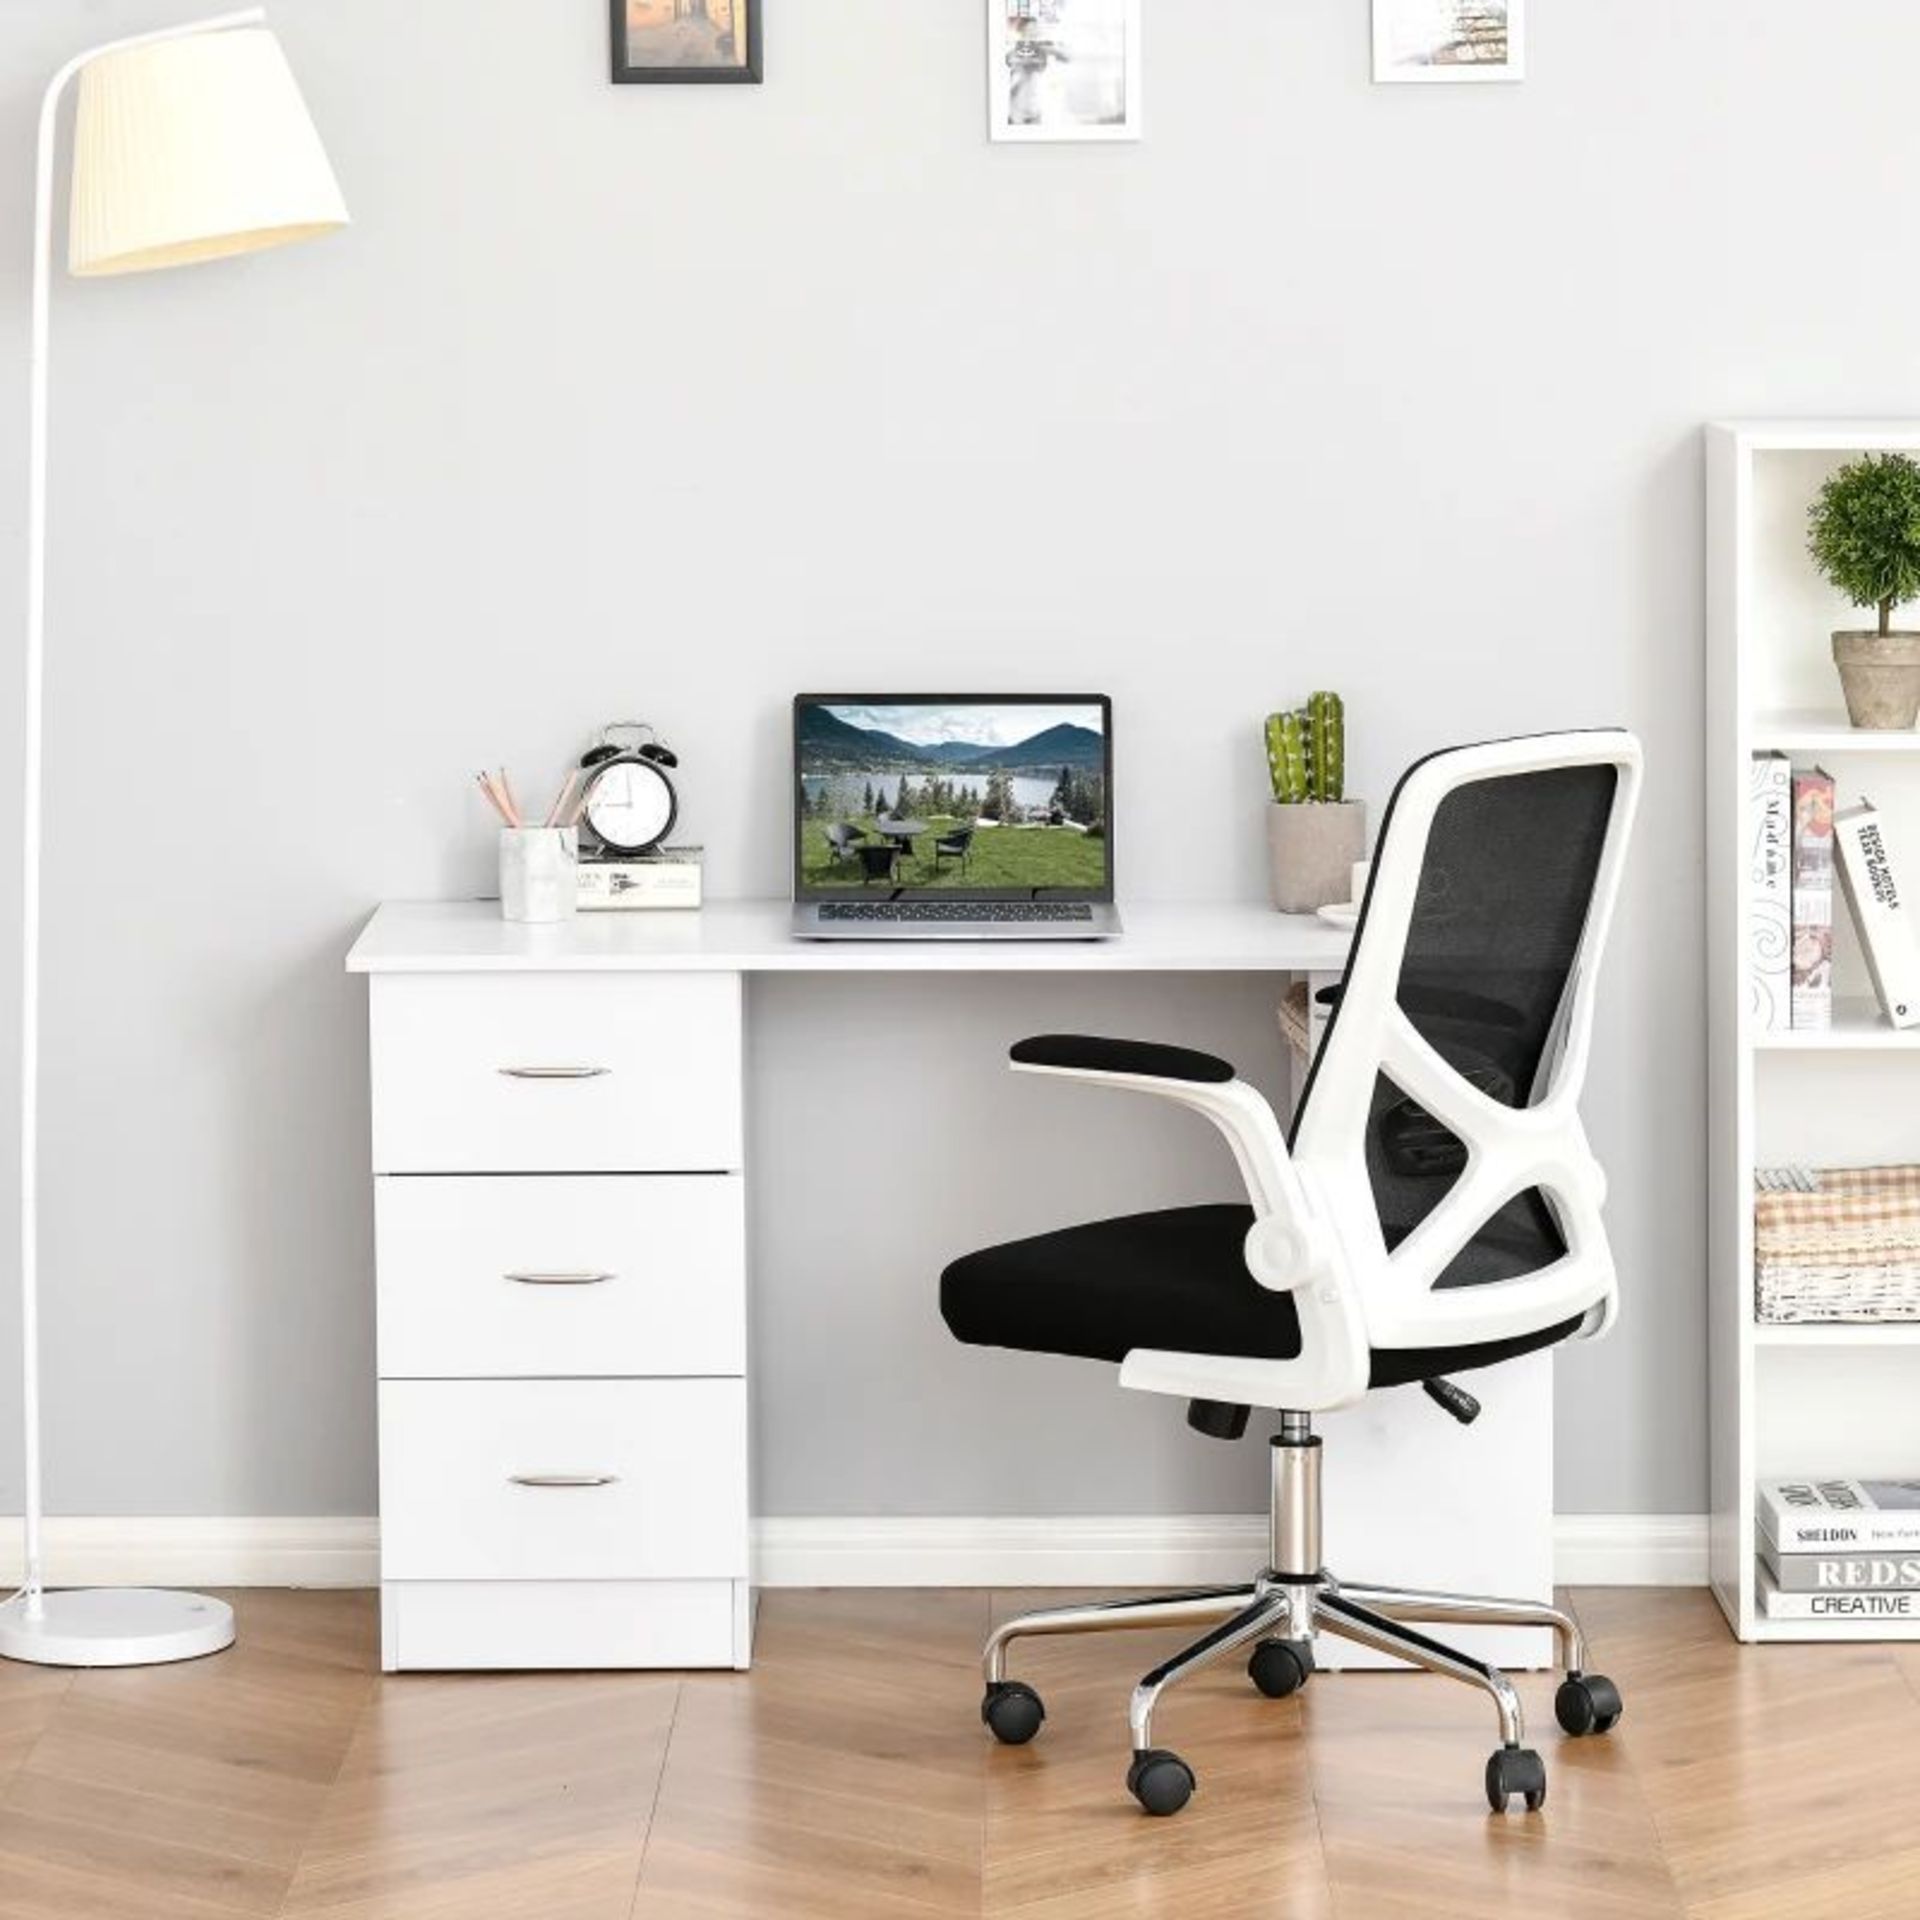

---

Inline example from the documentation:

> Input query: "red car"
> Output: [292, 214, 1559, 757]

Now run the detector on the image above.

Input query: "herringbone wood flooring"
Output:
[0, 1586, 1908, 1917]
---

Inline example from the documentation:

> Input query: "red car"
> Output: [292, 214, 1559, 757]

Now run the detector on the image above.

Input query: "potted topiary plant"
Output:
[1808, 451, 1920, 729]
[1264, 691, 1367, 912]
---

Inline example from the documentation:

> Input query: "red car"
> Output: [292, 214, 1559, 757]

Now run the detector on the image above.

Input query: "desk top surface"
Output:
[346, 900, 1352, 976]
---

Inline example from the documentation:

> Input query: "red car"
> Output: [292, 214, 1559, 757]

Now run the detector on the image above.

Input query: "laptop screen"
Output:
[794, 695, 1112, 900]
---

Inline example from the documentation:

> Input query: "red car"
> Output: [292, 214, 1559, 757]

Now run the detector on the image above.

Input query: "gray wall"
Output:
[4, 0, 1917, 1522]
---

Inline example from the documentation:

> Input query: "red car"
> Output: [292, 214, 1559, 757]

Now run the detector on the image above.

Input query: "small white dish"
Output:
[1318, 901, 1361, 930]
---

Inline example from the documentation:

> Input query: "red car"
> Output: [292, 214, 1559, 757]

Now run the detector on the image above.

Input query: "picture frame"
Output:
[1372, 0, 1524, 85]
[988, 0, 1142, 144]
[611, 0, 762, 86]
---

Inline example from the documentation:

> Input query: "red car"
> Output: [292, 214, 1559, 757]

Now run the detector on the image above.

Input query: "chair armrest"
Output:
[1009, 1034, 1235, 1084]
[1009, 1033, 1328, 1293]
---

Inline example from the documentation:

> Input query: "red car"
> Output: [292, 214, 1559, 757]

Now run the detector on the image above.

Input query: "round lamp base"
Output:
[0, 1587, 236, 1667]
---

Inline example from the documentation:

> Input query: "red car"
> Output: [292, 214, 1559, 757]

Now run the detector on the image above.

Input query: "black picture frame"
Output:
[611, 0, 762, 85]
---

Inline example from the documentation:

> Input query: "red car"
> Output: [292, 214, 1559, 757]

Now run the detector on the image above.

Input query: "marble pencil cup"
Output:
[1267, 802, 1367, 914]
[499, 827, 579, 924]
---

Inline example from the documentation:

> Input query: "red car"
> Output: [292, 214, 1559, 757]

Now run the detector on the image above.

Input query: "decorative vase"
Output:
[1833, 630, 1920, 730]
[1267, 801, 1367, 914]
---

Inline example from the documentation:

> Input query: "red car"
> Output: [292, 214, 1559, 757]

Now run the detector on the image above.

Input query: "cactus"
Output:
[1266, 711, 1308, 804]
[1267, 695, 1346, 804]
[1306, 691, 1345, 805]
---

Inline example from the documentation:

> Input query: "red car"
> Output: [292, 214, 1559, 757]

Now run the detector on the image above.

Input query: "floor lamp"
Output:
[0, 11, 347, 1668]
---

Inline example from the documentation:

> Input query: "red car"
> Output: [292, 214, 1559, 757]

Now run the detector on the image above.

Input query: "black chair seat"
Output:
[939, 1203, 1582, 1392]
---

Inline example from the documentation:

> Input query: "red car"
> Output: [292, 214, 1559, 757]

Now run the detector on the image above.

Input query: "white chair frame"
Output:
[1011, 729, 1643, 1415]
[977, 731, 1643, 1817]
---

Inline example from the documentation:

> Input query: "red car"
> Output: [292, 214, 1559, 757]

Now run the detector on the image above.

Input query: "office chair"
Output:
[941, 731, 1641, 1817]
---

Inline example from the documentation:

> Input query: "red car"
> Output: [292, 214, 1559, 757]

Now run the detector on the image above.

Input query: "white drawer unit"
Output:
[379, 1379, 748, 1581]
[376, 1175, 746, 1380]
[363, 968, 750, 1671]
[369, 971, 743, 1174]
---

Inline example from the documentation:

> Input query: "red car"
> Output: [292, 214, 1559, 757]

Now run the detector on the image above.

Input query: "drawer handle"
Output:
[508, 1472, 621, 1489]
[498, 1065, 611, 1081]
[504, 1271, 616, 1287]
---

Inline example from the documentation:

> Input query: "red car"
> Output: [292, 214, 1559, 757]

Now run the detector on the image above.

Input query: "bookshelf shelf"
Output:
[1748, 1614, 1920, 1643]
[1751, 710, 1920, 755]
[1710, 421, 1920, 1646]
[1749, 998, 1920, 1049]
[1752, 1322, 1920, 1347]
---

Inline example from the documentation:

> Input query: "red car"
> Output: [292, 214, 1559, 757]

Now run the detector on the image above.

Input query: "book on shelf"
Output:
[1748, 753, 1791, 1031]
[1758, 1566, 1920, 1619]
[1791, 767, 1835, 1030]
[1833, 800, 1920, 1029]
[1758, 1478, 1920, 1551]
[1759, 1530, 1920, 1591]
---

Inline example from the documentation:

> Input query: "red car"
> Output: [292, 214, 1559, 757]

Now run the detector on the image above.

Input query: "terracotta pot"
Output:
[1833, 630, 1920, 730]
[1267, 802, 1367, 914]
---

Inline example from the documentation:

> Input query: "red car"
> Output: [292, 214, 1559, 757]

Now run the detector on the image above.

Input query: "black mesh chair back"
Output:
[1291, 734, 1637, 1323]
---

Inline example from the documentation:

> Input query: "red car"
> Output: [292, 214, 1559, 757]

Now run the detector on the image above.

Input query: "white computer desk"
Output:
[346, 900, 1550, 1673]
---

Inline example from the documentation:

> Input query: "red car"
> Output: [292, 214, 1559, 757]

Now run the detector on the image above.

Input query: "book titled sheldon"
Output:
[1759, 1478, 1920, 1550]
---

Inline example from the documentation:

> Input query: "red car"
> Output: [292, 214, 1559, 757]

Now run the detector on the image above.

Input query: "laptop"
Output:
[791, 694, 1120, 940]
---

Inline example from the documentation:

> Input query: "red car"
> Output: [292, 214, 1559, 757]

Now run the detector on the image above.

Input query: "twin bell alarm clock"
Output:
[575, 722, 681, 860]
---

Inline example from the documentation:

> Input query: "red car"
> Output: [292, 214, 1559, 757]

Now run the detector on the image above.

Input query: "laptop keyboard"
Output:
[818, 902, 1096, 924]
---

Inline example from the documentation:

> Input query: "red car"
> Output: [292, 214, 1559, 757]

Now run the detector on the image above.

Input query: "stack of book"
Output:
[1748, 757, 1920, 1032]
[1758, 1478, 1920, 1620]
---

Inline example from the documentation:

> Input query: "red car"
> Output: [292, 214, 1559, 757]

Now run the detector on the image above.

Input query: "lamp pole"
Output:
[11, 8, 266, 1656]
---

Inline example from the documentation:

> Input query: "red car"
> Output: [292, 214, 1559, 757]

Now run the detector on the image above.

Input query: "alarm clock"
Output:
[575, 722, 680, 859]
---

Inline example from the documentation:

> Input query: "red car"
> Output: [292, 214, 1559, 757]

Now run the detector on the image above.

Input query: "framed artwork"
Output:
[988, 0, 1142, 144]
[612, 0, 762, 85]
[1372, 0, 1524, 84]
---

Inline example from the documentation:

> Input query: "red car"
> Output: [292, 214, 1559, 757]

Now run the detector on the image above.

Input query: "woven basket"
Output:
[1755, 1166, 1920, 1323]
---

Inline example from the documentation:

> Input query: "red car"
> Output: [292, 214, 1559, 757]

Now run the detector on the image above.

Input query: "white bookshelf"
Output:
[1708, 421, 1920, 1643]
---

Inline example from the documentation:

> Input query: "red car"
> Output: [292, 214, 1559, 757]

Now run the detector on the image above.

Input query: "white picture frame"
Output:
[988, 0, 1143, 144]
[1372, 0, 1524, 85]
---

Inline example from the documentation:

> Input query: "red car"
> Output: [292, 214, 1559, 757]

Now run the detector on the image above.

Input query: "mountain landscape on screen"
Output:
[797, 705, 1103, 774]
[796, 701, 1109, 894]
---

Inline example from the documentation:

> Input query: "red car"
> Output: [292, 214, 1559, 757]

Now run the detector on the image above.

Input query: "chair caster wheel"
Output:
[1485, 1744, 1547, 1813]
[1555, 1672, 1623, 1737]
[1247, 1637, 1314, 1699]
[1127, 1748, 1196, 1817]
[981, 1680, 1045, 1745]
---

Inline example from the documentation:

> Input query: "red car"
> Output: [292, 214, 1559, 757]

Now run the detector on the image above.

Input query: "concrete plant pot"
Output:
[1267, 801, 1367, 914]
[1834, 630, 1920, 730]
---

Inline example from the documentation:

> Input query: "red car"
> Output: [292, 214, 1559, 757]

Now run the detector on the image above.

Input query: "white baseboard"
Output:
[1551, 1514, 1710, 1588]
[754, 1514, 1272, 1588]
[756, 1513, 1710, 1589]
[0, 1518, 381, 1590]
[0, 1513, 1707, 1592]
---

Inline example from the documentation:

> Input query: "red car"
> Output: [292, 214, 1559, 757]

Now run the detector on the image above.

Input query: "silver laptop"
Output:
[791, 695, 1120, 940]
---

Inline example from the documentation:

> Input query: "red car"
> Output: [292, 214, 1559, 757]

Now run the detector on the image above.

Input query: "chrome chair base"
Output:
[978, 1417, 1621, 1816]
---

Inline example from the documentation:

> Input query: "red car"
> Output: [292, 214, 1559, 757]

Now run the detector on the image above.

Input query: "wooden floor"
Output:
[0, 1585, 1910, 1918]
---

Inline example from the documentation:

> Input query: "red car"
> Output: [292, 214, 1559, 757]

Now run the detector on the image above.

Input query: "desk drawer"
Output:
[376, 1175, 745, 1380]
[369, 973, 742, 1173]
[379, 1379, 747, 1581]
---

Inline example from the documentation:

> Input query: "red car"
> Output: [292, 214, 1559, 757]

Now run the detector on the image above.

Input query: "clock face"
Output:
[584, 760, 674, 853]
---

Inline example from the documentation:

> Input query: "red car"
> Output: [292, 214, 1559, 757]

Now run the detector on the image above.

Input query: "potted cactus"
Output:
[1808, 452, 1920, 729]
[1264, 691, 1367, 912]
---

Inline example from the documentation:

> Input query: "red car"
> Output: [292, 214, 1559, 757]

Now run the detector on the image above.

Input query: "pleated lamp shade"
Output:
[68, 26, 348, 278]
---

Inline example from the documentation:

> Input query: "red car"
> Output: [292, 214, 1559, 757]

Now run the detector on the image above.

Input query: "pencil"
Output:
[476, 771, 515, 827]
[498, 768, 525, 830]
[545, 770, 581, 831]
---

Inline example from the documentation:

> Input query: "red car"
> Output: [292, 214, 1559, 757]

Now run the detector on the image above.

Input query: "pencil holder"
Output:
[499, 827, 579, 924]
